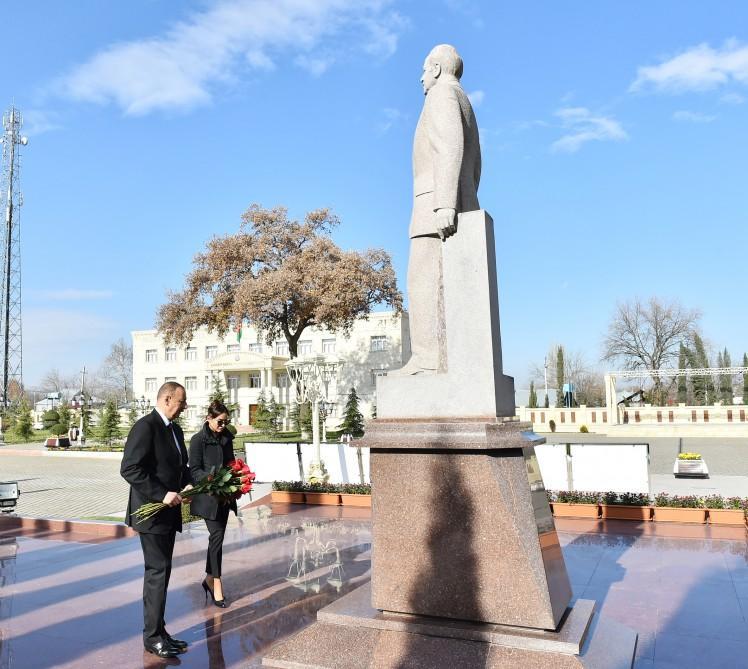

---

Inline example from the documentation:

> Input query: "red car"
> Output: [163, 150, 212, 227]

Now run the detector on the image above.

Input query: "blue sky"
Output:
[4, 0, 748, 389]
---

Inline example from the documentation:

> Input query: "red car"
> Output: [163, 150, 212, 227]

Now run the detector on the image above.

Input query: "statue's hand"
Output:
[436, 208, 457, 240]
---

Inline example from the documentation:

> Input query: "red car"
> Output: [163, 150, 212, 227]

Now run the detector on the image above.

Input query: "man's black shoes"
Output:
[144, 640, 180, 658]
[164, 633, 188, 652]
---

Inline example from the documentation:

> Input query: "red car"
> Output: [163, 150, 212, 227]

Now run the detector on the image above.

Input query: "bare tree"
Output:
[603, 297, 701, 403]
[40, 368, 76, 397]
[98, 338, 133, 401]
[157, 204, 403, 356]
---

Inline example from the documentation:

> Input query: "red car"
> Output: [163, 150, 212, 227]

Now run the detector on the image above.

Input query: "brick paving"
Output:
[0, 446, 271, 521]
[0, 448, 130, 519]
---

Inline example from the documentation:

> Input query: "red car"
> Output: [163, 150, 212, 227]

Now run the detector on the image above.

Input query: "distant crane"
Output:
[0, 106, 28, 409]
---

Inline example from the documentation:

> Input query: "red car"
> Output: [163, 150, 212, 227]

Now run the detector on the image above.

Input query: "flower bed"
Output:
[547, 490, 747, 526]
[271, 481, 371, 506]
[599, 492, 652, 521]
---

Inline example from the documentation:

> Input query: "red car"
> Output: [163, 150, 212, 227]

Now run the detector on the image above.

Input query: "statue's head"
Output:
[421, 44, 463, 95]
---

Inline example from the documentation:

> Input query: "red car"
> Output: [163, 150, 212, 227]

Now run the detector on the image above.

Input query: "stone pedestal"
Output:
[263, 421, 638, 668]
[378, 211, 515, 419]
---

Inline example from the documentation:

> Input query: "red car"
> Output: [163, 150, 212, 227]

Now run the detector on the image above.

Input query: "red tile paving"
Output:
[0, 499, 745, 668]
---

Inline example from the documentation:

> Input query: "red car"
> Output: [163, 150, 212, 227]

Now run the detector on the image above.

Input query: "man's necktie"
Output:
[167, 423, 182, 465]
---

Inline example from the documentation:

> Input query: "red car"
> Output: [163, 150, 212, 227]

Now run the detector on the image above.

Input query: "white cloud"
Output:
[631, 40, 748, 93]
[672, 110, 717, 123]
[56, 0, 407, 116]
[376, 107, 405, 134]
[550, 107, 628, 154]
[32, 289, 114, 301]
[720, 92, 745, 105]
[467, 90, 485, 107]
[22, 109, 61, 137]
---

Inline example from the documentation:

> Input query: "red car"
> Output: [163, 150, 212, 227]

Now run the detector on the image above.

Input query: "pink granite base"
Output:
[262, 605, 637, 669]
[365, 420, 572, 629]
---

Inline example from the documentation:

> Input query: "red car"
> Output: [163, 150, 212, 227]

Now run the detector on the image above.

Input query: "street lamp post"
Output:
[286, 354, 339, 484]
[135, 395, 151, 417]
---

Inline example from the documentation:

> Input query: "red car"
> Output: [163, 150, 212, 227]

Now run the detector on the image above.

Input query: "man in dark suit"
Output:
[121, 381, 194, 658]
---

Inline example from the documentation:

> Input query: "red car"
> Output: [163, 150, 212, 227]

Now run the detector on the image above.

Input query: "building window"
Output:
[185, 376, 197, 391]
[226, 344, 240, 354]
[322, 339, 336, 354]
[205, 346, 217, 360]
[145, 349, 157, 363]
[277, 373, 290, 389]
[371, 368, 388, 385]
[145, 378, 157, 392]
[204, 375, 211, 390]
[249, 373, 261, 389]
[298, 340, 313, 355]
[165, 376, 176, 382]
[185, 347, 197, 361]
[248, 342, 263, 353]
[227, 376, 239, 403]
[275, 341, 289, 356]
[165, 347, 176, 362]
[370, 335, 389, 352]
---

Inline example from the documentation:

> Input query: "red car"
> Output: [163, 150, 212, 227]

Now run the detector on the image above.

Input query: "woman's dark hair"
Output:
[207, 401, 229, 418]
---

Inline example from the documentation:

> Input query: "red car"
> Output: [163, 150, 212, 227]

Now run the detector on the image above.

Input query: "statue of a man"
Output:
[401, 44, 481, 375]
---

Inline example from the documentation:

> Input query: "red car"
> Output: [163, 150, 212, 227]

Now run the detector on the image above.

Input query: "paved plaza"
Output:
[0, 446, 269, 520]
[0, 501, 745, 668]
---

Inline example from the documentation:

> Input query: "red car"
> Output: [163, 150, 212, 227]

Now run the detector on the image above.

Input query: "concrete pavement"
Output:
[0, 443, 270, 520]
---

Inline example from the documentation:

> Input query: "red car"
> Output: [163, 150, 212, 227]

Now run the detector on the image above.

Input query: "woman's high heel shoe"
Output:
[202, 579, 227, 608]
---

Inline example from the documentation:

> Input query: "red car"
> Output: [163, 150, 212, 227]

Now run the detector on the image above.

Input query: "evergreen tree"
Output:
[14, 399, 33, 442]
[81, 400, 92, 435]
[288, 401, 301, 432]
[209, 374, 227, 404]
[99, 399, 121, 446]
[555, 346, 565, 408]
[253, 390, 274, 435]
[543, 394, 549, 409]
[128, 405, 138, 429]
[340, 387, 365, 437]
[299, 401, 315, 437]
[719, 348, 733, 404]
[528, 381, 538, 408]
[677, 344, 688, 404]
[207, 374, 237, 415]
[57, 404, 71, 432]
[266, 394, 281, 435]
[42, 409, 60, 430]
[685, 344, 703, 405]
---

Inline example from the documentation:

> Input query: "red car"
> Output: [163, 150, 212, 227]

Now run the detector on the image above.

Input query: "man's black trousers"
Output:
[139, 530, 177, 644]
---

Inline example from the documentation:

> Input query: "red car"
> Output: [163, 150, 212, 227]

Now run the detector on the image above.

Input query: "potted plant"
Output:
[600, 491, 652, 521]
[704, 495, 748, 526]
[45, 423, 72, 449]
[653, 493, 707, 524]
[304, 482, 341, 506]
[339, 483, 372, 507]
[674, 452, 709, 478]
[549, 490, 600, 518]
[271, 480, 305, 504]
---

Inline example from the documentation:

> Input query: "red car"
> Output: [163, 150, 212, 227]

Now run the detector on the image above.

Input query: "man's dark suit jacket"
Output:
[121, 410, 193, 534]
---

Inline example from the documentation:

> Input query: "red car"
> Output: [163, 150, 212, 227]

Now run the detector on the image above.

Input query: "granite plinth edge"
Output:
[360, 418, 545, 450]
[262, 609, 637, 668]
[317, 582, 594, 655]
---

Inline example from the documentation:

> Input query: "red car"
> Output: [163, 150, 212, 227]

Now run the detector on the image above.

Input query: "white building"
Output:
[131, 311, 409, 431]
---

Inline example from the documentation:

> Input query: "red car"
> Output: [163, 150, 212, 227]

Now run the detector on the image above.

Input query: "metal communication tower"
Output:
[0, 106, 28, 408]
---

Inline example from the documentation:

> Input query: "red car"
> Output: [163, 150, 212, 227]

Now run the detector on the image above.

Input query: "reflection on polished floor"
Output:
[0, 501, 745, 668]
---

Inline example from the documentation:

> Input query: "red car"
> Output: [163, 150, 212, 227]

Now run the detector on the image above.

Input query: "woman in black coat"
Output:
[189, 400, 236, 607]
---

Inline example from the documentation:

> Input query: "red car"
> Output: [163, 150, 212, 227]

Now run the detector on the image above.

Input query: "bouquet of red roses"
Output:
[133, 458, 256, 524]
